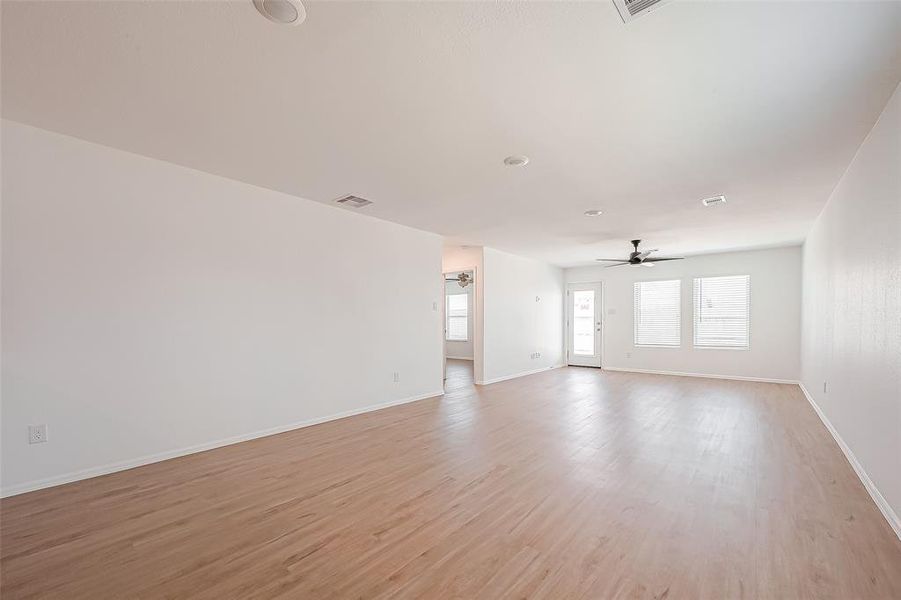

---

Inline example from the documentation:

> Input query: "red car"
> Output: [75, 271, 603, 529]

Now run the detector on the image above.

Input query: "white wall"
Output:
[1, 121, 445, 496]
[801, 83, 901, 533]
[482, 248, 564, 383]
[565, 246, 802, 382]
[444, 274, 473, 360]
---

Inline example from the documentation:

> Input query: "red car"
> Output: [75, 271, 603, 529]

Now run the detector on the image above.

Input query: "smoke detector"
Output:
[504, 155, 529, 167]
[253, 0, 306, 25]
[612, 0, 673, 23]
[335, 195, 373, 208]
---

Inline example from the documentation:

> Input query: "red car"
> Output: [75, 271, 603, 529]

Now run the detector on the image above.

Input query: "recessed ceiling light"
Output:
[253, 0, 306, 25]
[584, 210, 603, 217]
[701, 195, 727, 207]
[503, 155, 529, 167]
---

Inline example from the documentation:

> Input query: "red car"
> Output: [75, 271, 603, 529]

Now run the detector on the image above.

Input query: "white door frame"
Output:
[442, 266, 478, 382]
[566, 282, 604, 367]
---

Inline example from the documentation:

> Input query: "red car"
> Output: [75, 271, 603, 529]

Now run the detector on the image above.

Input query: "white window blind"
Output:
[693, 275, 750, 348]
[446, 294, 468, 341]
[633, 280, 681, 347]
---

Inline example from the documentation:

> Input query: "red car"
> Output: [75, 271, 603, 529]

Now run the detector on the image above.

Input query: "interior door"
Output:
[567, 283, 602, 367]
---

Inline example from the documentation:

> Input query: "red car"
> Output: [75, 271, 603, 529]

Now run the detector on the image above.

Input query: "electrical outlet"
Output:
[393, 372, 400, 383]
[432, 301, 438, 311]
[28, 424, 48, 444]
[823, 381, 827, 393]
[626, 352, 632, 359]
[536, 352, 541, 358]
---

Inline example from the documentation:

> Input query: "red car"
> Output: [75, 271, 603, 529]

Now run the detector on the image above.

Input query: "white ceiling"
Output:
[3, 1, 900, 266]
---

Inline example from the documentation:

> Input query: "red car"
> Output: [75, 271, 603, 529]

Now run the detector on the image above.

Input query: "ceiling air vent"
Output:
[701, 195, 727, 207]
[335, 195, 373, 208]
[612, 0, 672, 23]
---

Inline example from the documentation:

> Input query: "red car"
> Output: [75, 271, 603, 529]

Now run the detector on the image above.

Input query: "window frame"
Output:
[445, 292, 469, 342]
[633, 278, 682, 348]
[692, 274, 751, 350]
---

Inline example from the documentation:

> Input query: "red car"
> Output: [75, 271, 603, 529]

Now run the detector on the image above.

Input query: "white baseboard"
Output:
[445, 356, 474, 361]
[798, 383, 901, 542]
[476, 364, 565, 386]
[0, 389, 445, 498]
[602, 366, 798, 385]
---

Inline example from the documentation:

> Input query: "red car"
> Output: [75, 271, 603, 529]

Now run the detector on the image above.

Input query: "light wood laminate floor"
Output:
[2, 364, 900, 599]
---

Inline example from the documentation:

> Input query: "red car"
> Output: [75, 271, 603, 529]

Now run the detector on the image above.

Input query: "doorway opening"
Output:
[566, 282, 603, 367]
[444, 270, 474, 385]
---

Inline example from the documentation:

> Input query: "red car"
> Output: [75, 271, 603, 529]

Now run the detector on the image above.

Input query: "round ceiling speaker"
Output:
[253, 0, 306, 26]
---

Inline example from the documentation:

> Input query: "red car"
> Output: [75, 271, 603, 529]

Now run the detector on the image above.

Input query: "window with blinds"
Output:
[445, 294, 468, 341]
[633, 279, 681, 347]
[693, 275, 750, 348]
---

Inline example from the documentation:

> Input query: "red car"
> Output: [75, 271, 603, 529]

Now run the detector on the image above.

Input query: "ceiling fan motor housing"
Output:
[630, 239, 643, 262]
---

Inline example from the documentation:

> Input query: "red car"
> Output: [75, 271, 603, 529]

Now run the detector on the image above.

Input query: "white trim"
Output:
[476, 364, 565, 386]
[443, 264, 481, 383]
[798, 383, 901, 542]
[0, 389, 445, 498]
[602, 366, 798, 384]
[445, 356, 474, 361]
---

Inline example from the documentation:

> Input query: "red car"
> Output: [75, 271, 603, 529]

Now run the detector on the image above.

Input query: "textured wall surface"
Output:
[801, 83, 901, 524]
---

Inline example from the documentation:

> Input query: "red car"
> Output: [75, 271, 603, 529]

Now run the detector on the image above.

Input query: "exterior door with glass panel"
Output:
[567, 283, 602, 367]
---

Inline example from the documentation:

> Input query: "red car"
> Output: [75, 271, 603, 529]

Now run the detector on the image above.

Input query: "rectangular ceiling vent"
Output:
[335, 195, 373, 208]
[612, 0, 672, 23]
[701, 195, 727, 207]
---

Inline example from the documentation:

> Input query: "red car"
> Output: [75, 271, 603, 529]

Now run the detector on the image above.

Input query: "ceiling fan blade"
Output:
[595, 258, 628, 262]
[642, 257, 684, 262]
[637, 249, 658, 260]
[603, 262, 630, 268]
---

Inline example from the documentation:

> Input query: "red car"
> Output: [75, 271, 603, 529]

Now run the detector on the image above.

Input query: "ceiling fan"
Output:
[446, 271, 472, 287]
[595, 239, 684, 268]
